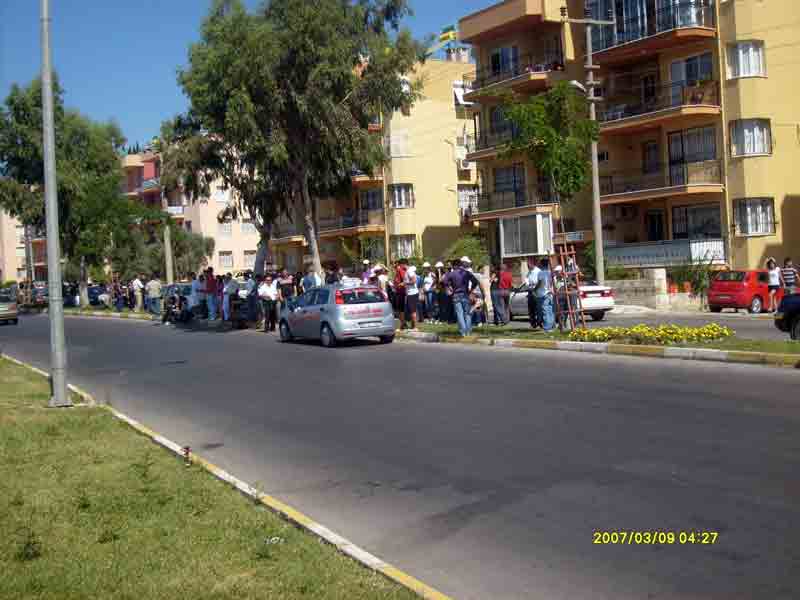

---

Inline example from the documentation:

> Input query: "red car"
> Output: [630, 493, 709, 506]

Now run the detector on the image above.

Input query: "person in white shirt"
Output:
[188, 272, 200, 309]
[258, 273, 279, 332]
[223, 274, 239, 321]
[132, 275, 144, 312]
[535, 259, 554, 331]
[404, 265, 420, 330]
[422, 263, 436, 322]
[525, 258, 542, 329]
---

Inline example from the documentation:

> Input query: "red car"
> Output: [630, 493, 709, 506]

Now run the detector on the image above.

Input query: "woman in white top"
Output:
[404, 265, 420, 330]
[766, 258, 785, 313]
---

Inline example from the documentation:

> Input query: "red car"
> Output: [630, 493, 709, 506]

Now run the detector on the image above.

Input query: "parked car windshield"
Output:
[715, 271, 747, 282]
[0, 290, 13, 302]
[339, 288, 384, 305]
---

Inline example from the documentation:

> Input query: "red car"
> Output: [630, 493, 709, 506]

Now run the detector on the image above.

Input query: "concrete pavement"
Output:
[2, 314, 800, 599]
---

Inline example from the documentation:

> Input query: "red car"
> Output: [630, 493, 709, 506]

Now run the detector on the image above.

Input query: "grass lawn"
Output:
[0, 358, 416, 600]
[416, 323, 800, 355]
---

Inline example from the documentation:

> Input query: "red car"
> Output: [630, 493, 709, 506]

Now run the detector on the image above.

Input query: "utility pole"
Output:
[164, 219, 175, 284]
[561, 5, 614, 284]
[41, 0, 70, 407]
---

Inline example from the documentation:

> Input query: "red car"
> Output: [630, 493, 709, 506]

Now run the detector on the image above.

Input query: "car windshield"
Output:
[715, 271, 746, 282]
[339, 288, 384, 305]
[0, 290, 13, 302]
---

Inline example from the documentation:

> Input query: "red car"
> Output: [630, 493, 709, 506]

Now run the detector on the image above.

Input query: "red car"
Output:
[708, 270, 784, 314]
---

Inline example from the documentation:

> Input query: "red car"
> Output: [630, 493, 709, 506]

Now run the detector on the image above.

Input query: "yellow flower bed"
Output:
[569, 323, 734, 346]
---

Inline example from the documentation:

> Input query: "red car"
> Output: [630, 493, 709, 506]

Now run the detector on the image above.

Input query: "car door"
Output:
[304, 288, 331, 339]
[288, 291, 313, 337]
[510, 285, 529, 317]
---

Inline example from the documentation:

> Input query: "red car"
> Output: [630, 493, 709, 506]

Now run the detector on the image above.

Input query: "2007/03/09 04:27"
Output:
[593, 531, 719, 545]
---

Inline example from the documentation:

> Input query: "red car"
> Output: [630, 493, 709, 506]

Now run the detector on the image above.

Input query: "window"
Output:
[312, 289, 331, 305]
[391, 235, 415, 259]
[499, 214, 553, 258]
[493, 164, 525, 192]
[16, 246, 25, 257]
[15, 225, 24, 244]
[243, 250, 256, 269]
[489, 106, 509, 133]
[218, 251, 234, 269]
[241, 220, 257, 235]
[598, 150, 609, 163]
[672, 205, 722, 240]
[389, 131, 411, 157]
[489, 46, 519, 77]
[458, 185, 479, 214]
[359, 189, 383, 211]
[730, 119, 772, 156]
[642, 141, 660, 174]
[735, 198, 775, 235]
[727, 41, 765, 79]
[218, 221, 232, 237]
[389, 184, 415, 209]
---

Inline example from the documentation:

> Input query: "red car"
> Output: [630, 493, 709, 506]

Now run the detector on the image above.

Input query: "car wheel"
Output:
[791, 317, 800, 341]
[379, 335, 395, 344]
[279, 320, 293, 342]
[748, 296, 763, 314]
[590, 311, 606, 322]
[320, 324, 337, 348]
[709, 306, 722, 313]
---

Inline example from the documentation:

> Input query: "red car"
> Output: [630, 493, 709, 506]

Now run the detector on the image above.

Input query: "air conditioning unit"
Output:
[459, 159, 474, 170]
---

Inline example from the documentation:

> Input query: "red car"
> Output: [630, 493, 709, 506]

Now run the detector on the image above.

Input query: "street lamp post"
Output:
[40, 0, 70, 407]
[562, 5, 615, 284]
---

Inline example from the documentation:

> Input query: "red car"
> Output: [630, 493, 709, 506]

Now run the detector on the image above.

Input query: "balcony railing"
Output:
[463, 52, 564, 93]
[600, 160, 722, 196]
[319, 210, 385, 232]
[476, 185, 553, 214]
[139, 177, 160, 192]
[590, 0, 716, 53]
[604, 238, 726, 268]
[598, 80, 719, 123]
[272, 223, 303, 239]
[473, 122, 517, 153]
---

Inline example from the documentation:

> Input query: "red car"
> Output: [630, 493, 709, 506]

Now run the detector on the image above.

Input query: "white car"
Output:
[508, 281, 615, 322]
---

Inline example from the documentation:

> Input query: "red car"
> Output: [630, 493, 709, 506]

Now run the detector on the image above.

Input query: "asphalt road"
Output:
[3, 314, 800, 600]
[502, 310, 786, 341]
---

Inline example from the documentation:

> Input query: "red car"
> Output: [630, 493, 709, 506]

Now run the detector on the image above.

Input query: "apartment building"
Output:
[459, 0, 800, 270]
[122, 152, 262, 274]
[270, 57, 480, 271]
[0, 211, 45, 283]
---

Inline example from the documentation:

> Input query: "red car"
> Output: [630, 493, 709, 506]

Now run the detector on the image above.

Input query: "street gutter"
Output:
[397, 331, 800, 370]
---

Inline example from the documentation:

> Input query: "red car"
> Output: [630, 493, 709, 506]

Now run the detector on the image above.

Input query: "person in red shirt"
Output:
[496, 262, 514, 325]
[393, 259, 408, 329]
[205, 267, 219, 320]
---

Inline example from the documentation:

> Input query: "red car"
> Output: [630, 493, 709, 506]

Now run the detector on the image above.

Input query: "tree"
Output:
[501, 82, 599, 210]
[0, 78, 139, 307]
[171, 0, 425, 276]
[441, 234, 490, 268]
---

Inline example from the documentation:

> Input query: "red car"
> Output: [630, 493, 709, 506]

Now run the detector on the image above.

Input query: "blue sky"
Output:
[0, 0, 490, 147]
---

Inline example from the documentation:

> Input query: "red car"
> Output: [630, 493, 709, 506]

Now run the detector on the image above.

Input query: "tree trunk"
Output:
[79, 256, 90, 308]
[254, 226, 271, 276]
[300, 171, 322, 276]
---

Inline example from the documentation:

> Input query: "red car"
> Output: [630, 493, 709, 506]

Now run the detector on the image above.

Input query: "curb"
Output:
[0, 352, 452, 600]
[398, 332, 800, 370]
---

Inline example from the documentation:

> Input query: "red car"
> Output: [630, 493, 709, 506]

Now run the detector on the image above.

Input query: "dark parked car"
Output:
[87, 284, 107, 306]
[774, 293, 800, 340]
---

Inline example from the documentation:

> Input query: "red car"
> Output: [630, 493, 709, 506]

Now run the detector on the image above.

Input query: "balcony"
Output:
[459, 0, 547, 45]
[319, 210, 385, 237]
[271, 223, 305, 243]
[463, 52, 563, 100]
[600, 159, 723, 203]
[471, 185, 555, 221]
[605, 238, 726, 268]
[467, 122, 517, 160]
[350, 169, 382, 185]
[139, 177, 160, 193]
[599, 80, 720, 135]
[589, 1, 716, 65]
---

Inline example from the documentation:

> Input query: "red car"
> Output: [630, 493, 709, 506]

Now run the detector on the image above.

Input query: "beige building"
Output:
[0, 211, 46, 283]
[459, 0, 800, 270]
[123, 152, 262, 275]
[271, 57, 480, 271]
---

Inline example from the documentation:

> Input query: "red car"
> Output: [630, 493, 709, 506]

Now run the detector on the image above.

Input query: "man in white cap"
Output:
[461, 256, 473, 272]
[361, 259, 371, 284]
[404, 264, 420, 330]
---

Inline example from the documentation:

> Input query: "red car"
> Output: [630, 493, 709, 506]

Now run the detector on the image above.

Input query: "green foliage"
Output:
[667, 257, 717, 299]
[441, 234, 490, 268]
[172, 0, 425, 273]
[0, 77, 136, 288]
[501, 82, 599, 202]
[582, 241, 639, 281]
